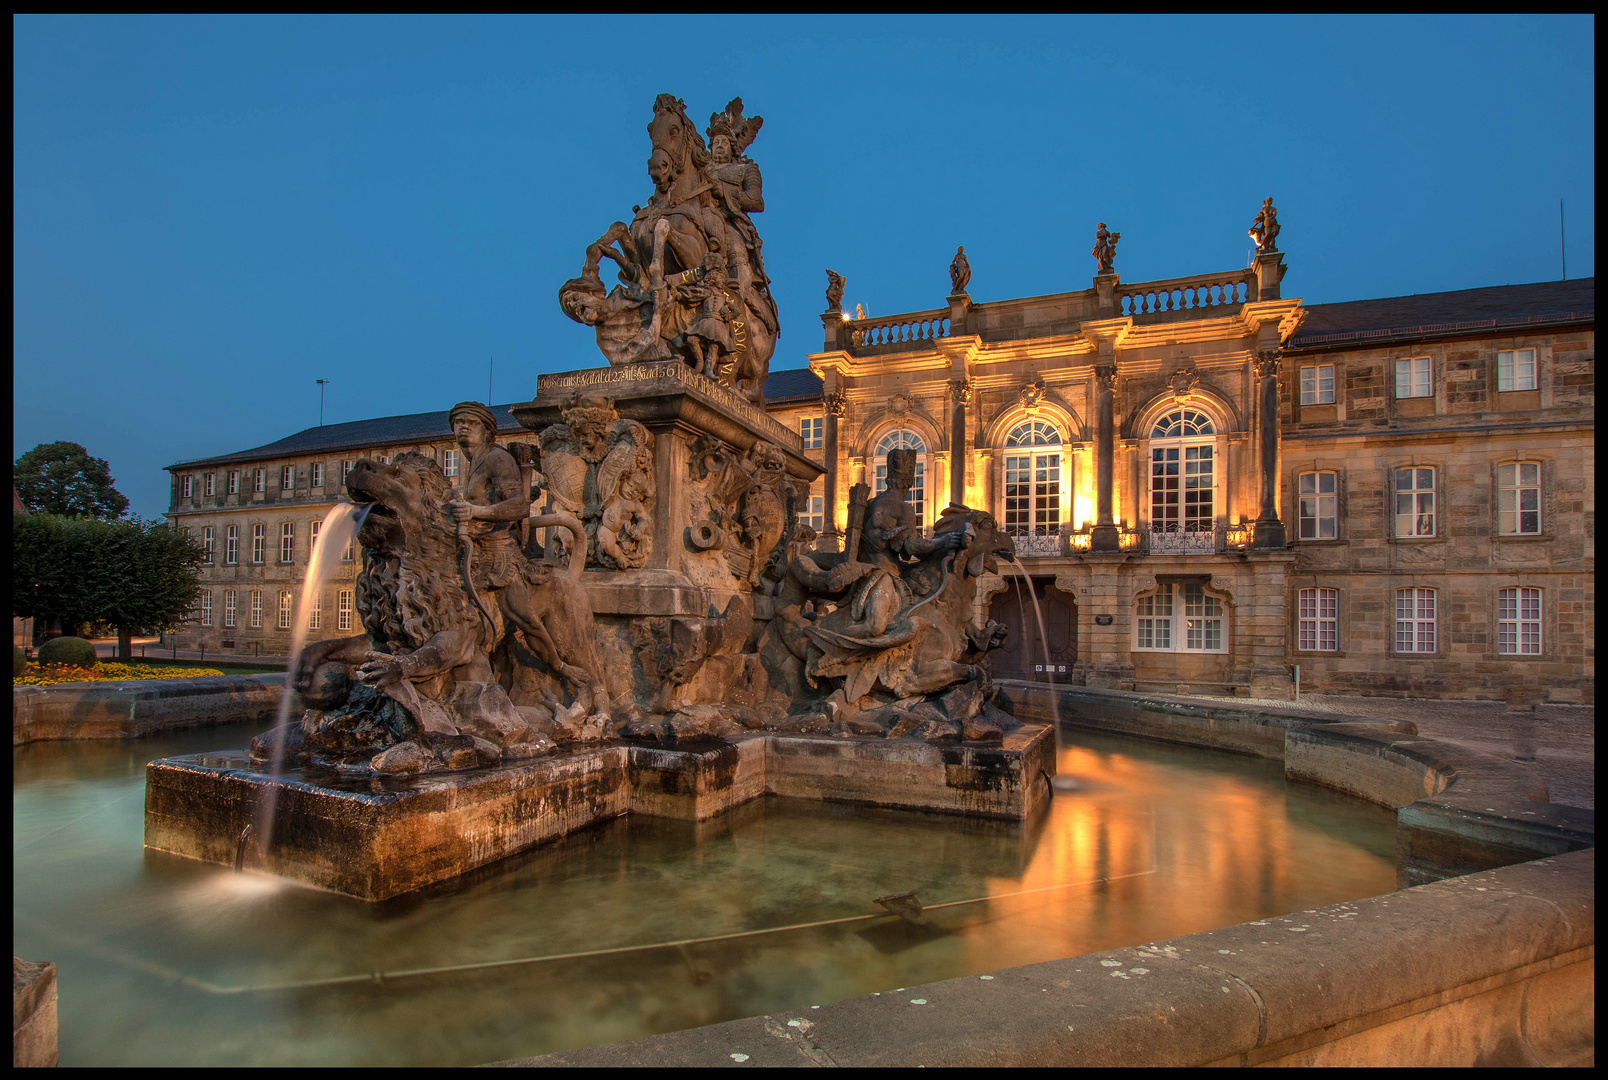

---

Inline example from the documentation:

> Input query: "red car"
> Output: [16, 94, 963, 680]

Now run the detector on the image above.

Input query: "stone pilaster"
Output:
[1090, 357, 1120, 552]
[822, 390, 847, 549]
[1069, 554, 1134, 689]
[949, 378, 972, 507]
[1251, 350, 1286, 551]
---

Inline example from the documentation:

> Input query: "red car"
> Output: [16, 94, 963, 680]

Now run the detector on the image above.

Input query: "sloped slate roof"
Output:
[1291, 278, 1593, 347]
[168, 368, 826, 470]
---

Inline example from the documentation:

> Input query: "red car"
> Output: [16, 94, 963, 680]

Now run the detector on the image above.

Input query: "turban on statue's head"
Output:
[448, 401, 499, 438]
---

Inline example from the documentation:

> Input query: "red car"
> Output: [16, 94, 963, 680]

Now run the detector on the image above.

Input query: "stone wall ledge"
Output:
[13, 674, 285, 746]
[497, 848, 1593, 1067]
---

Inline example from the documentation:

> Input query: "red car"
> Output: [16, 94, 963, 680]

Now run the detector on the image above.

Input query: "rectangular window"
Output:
[202, 526, 215, 562]
[1183, 584, 1223, 651]
[253, 468, 266, 493]
[1497, 587, 1542, 655]
[181, 475, 194, 499]
[1395, 588, 1437, 653]
[277, 591, 293, 630]
[1298, 587, 1338, 651]
[1497, 348, 1538, 392]
[204, 473, 215, 497]
[249, 590, 263, 628]
[280, 522, 294, 562]
[311, 462, 324, 487]
[1150, 445, 1214, 532]
[1004, 452, 1063, 537]
[342, 534, 355, 562]
[341, 460, 354, 483]
[801, 480, 825, 534]
[310, 519, 321, 555]
[223, 590, 237, 628]
[1497, 463, 1542, 535]
[800, 416, 823, 451]
[1300, 364, 1336, 405]
[1135, 583, 1226, 652]
[225, 525, 239, 565]
[251, 523, 266, 563]
[200, 591, 213, 628]
[308, 593, 322, 631]
[1394, 467, 1436, 537]
[281, 465, 295, 490]
[1136, 586, 1173, 650]
[441, 449, 460, 478]
[228, 471, 240, 495]
[1298, 472, 1338, 539]
[337, 589, 354, 632]
[1395, 357, 1432, 398]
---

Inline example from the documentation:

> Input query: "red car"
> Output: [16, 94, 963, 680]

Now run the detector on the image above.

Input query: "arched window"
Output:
[874, 429, 926, 524]
[1149, 408, 1216, 534]
[1004, 420, 1062, 537]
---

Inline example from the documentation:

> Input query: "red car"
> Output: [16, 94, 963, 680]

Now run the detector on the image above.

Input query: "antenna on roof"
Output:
[316, 379, 330, 426]
[489, 356, 494, 405]
[1560, 198, 1566, 281]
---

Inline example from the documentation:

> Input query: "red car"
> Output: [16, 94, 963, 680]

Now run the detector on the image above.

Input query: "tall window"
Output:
[204, 473, 215, 497]
[224, 525, 239, 565]
[1395, 588, 1436, 653]
[800, 416, 823, 451]
[200, 591, 213, 628]
[801, 480, 825, 534]
[181, 475, 194, 499]
[342, 534, 355, 562]
[1497, 348, 1537, 392]
[277, 591, 293, 630]
[337, 589, 354, 631]
[441, 449, 460, 478]
[873, 429, 926, 524]
[1150, 409, 1215, 533]
[202, 526, 215, 562]
[1135, 583, 1225, 652]
[251, 523, 266, 563]
[341, 460, 354, 483]
[311, 462, 324, 487]
[281, 465, 295, 490]
[228, 471, 240, 495]
[253, 468, 266, 493]
[310, 519, 321, 554]
[249, 590, 263, 628]
[223, 590, 237, 628]
[1003, 419, 1062, 538]
[1297, 472, 1338, 539]
[1300, 364, 1335, 405]
[1497, 463, 1542, 535]
[307, 593, 322, 631]
[1395, 357, 1432, 398]
[1298, 588, 1338, 651]
[1497, 587, 1542, 655]
[280, 522, 295, 562]
[1394, 467, 1436, 537]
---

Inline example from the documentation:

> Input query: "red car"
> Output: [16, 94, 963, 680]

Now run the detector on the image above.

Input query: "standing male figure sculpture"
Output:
[1249, 197, 1280, 253]
[949, 246, 971, 295]
[447, 402, 528, 597]
[1092, 223, 1120, 275]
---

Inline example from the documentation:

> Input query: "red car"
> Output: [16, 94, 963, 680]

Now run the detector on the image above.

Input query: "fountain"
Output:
[143, 93, 1053, 901]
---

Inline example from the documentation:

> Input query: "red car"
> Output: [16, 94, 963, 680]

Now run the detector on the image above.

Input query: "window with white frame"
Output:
[277, 591, 293, 630]
[337, 589, 354, 631]
[1150, 409, 1215, 533]
[251, 523, 266, 563]
[873, 429, 926, 524]
[280, 522, 294, 562]
[801, 480, 825, 534]
[200, 591, 213, 627]
[800, 416, 823, 451]
[202, 526, 215, 562]
[1003, 419, 1062, 538]
[342, 533, 355, 562]
[310, 519, 321, 555]
[281, 465, 294, 490]
[441, 449, 460, 478]
[1394, 467, 1436, 537]
[223, 590, 237, 628]
[254, 468, 266, 493]
[225, 525, 239, 565]
[311, 462, 324, 487]
[1395, 357, 1432, 398]
[1497, 463, 1542, 535]
[1300, 364, 1336, 405]
[1297, 587, 1338, 651]
[1497, 587, 1542, 655]
[182, 475, 194, 499]
[307, 592, 322, 631]
[204, 473, 215, 497]
[1297, 472, 1338, 539]
[1395, 588, 1437, 653]
[1497, 349, 1538, 392]
[227, 471, 240, 495]
[341, 460, 354, 483]
[249, 590, 263, 628]
[1135, 583, 1225, 652]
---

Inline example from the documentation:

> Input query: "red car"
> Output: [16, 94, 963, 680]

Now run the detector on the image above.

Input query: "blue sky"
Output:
[13, 15, 1595, 518]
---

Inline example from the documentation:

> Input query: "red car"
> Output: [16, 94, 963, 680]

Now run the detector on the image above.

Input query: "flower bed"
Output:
[14, 663, 227, 687]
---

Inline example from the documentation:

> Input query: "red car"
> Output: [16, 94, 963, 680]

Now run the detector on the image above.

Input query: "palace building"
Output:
[165, 256, 1592, 704]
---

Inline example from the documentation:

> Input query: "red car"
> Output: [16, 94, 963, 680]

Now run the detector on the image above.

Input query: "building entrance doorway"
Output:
[988, 576, 1076, 681]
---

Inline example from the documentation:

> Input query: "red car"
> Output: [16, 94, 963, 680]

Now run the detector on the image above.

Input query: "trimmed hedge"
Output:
[36, 636, 97, 667]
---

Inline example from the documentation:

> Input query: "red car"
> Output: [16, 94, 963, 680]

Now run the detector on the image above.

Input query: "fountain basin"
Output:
[144, 727, 1055, 900]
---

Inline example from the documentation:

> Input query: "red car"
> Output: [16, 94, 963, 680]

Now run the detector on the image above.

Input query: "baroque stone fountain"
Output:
[144, 94, 1051, 900]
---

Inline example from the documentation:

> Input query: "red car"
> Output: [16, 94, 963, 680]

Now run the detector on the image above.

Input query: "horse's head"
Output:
[647, 93, 708, 194]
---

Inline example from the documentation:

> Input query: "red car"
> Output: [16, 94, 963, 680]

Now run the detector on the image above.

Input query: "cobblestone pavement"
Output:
[1166, 691, 1595, 812]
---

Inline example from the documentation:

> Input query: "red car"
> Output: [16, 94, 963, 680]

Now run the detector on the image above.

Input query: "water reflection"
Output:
[13, 723, 1396, 1067]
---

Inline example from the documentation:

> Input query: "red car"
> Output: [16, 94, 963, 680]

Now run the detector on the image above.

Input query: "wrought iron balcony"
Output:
[1144, 525, 1220, 556]
[1007, 530, 1065, 558]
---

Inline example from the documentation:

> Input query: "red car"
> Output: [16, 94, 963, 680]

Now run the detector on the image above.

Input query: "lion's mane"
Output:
[353, 454, 473, 651]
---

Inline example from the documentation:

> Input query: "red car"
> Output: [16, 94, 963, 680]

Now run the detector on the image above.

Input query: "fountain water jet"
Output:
[1005, 552, 1075, 792]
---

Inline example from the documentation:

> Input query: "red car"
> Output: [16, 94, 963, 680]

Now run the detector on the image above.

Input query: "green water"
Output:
[13, 722, 1398, 1066]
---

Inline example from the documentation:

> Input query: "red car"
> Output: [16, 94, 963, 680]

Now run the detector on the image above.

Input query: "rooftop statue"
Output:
[1249, 197, 1280, 254]
[949, 245, 971, 295]
[1092, 222, 1120, 275]
[824, 269, 845, 312]
[559, 95, 779, 407]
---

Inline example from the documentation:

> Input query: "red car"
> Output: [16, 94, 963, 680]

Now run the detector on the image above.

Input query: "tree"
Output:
[13, 442, 130, 518]
[13, 513, 205, 656]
